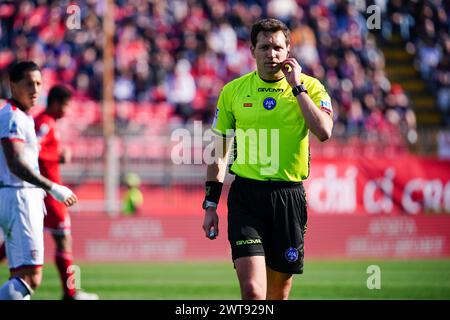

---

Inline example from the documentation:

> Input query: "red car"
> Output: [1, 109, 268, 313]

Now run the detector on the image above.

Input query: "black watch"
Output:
[202, 200, 218, 210]
[292, 83, 308, 96]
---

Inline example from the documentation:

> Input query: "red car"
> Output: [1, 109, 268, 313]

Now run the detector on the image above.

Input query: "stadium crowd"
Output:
[1, 0, 447, 143]
[383, 0, 450, 125]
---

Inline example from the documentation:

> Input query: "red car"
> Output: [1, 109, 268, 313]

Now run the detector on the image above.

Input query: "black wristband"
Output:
[205, 181, 223, 204]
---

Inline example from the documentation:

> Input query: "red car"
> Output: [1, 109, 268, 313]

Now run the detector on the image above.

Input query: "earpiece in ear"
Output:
[284, 63, 292, 73]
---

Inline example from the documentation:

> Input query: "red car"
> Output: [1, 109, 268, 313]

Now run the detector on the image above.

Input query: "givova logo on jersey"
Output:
[257, 88, 284, 93]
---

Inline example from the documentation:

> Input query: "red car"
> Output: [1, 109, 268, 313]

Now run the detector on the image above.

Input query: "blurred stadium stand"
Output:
[0, 0, 449, 187]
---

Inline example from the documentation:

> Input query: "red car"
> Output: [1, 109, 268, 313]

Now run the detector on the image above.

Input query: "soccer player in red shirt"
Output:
[36, 85, 98, 300]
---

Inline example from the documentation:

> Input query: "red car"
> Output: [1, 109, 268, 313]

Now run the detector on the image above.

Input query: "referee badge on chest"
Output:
[285, 247, 299, 262]
[263, 97, 276, 110]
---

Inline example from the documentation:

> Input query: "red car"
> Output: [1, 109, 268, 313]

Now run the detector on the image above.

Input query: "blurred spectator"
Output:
[122, 172, 143, 216]
[386, 0, 416, 42]
[436, 55, 450, 125]
[416, 36, 442, 82]
[115, 71, 135, 101]
[207, 20, 237, 56]
[384, 84, 417, 144]
[437, 130, 450, 159]
[386, 0, 450, 125]
[164, 59, 196, 123]
[267, 0, 299, 24]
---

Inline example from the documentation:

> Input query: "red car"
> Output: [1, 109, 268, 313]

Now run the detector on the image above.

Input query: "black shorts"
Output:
[227, 176, 308, 274]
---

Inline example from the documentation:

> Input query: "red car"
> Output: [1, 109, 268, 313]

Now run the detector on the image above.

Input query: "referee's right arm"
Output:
[202, 135, 233, 239]
[206, 135, 233, 182]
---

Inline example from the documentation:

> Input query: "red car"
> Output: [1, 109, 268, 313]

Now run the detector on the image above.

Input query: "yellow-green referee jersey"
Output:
[212, 71, 332, 182]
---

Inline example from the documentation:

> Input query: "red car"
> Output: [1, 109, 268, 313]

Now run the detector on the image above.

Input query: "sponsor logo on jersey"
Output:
[236, 239, 262, 246]
[320, 100, 332, 114]
[285, 247, 299, 262]
[212, 108, 219, 128]
[9, 121, 18, 134]
[263, 97, 277, 110]
[31, 250, 39, 259]
[258, 88, 284, 93]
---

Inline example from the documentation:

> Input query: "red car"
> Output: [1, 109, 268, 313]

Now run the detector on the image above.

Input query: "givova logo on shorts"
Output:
[236, 239, 262, 245]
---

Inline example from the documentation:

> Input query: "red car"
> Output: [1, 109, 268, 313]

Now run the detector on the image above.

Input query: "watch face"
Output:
[295, 84, 307, 95]
[202, 200, 217, 209]
[293, 85, 304, 96]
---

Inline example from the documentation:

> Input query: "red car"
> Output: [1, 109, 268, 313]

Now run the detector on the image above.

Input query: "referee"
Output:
[202, 18, 333, 300]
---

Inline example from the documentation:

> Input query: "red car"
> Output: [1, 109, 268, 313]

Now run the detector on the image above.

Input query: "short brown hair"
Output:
[250, 18, 290, 47]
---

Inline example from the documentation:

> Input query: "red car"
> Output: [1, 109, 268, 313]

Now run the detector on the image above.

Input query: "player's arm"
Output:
[2, 138, 53, 189]
[282, 58, 333, 142]
[1, 138, 77, 207]
[202, 134, 234, 240]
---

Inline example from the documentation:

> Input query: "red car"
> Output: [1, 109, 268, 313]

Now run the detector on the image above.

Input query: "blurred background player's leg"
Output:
[53, 232, 75, 299]
[44, 196, 98, 300]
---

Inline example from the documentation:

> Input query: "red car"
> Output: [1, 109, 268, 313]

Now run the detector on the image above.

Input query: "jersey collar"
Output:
[255, 71, 285, 84]
[8, 98, 28, 113]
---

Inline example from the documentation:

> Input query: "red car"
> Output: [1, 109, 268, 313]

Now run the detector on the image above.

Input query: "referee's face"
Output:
[251, 30, 290, 81]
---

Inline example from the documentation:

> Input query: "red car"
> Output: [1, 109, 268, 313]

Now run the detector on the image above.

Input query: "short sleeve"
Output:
[0, 111, 26, 141]
[308, 79, 333, 116]
[211, 87, 235, 137]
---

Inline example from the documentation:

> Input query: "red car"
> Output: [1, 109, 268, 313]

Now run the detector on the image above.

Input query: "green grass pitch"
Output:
[1, 259, 449, 300]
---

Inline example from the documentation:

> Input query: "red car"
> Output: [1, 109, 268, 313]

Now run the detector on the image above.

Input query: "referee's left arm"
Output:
[296, 91, 333, 142]
[282, 58, 333, 142]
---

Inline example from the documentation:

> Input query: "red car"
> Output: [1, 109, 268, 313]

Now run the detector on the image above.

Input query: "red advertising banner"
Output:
[70, 156, 450, 217]
[36, 154, 450, 261]
[304, 155, 450, 215]
[43, 214, 450, 261]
